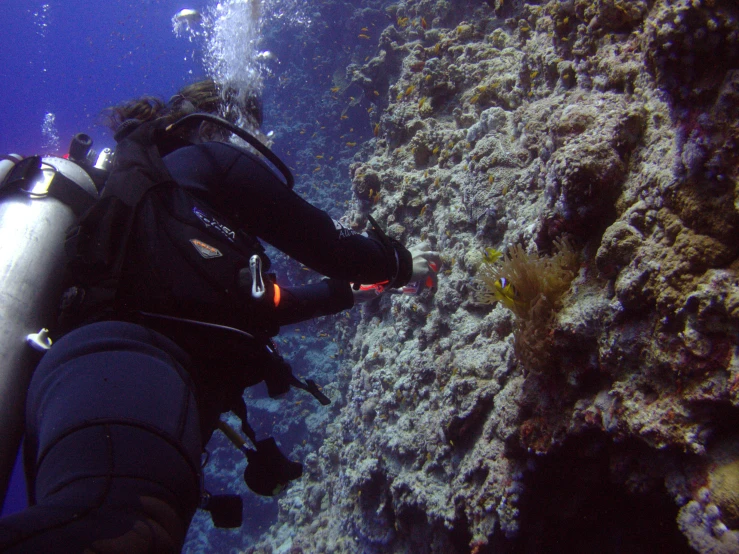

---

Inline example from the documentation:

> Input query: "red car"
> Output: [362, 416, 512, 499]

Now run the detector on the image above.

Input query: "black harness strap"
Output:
[47, 172, 97, 217]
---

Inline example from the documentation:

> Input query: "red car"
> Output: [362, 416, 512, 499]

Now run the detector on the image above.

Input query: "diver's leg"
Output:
[0, 321, 202, 553]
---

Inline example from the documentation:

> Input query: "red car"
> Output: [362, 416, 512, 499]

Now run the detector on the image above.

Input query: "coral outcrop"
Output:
[233, 0, 739, 552]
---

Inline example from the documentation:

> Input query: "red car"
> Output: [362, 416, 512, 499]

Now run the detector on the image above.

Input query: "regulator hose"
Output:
[166, 113, 294, 190]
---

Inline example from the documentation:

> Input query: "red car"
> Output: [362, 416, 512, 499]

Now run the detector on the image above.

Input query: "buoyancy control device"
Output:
[0, 137, 107, 508]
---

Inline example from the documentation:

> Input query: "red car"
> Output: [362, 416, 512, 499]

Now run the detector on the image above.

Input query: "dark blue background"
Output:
[0, 0, 206, 157]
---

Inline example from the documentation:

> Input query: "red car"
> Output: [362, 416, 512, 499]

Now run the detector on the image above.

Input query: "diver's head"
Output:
[222, 86, 263, 129]
[102, 79, 264, 143]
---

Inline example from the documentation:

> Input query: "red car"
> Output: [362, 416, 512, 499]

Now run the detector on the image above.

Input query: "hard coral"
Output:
[709, 459, 739, 528]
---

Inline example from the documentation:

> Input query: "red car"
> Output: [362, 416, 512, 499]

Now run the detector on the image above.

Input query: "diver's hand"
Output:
[351, 282, 386, 304]
[405, 242, 441, 293]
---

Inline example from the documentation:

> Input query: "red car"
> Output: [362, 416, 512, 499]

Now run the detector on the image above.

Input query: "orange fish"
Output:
[421, 17, 428, 30]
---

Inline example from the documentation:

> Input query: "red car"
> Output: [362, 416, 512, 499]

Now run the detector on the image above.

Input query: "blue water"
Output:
[0, 0, 200, 157]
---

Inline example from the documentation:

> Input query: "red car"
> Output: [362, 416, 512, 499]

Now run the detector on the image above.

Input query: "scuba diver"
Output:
[0, 79, 439, 553]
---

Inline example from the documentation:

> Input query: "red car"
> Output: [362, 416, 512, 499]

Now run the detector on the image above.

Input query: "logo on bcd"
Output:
[190, 239, 222, 259]
[193, 207, 236, 242]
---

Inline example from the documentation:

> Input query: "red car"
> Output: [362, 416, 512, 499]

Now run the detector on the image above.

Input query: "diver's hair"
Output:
[101, 95, 168, 131]
[169, 80, 222, 120]
[101, 79, 263, 141]
[102, 80, 221, 131]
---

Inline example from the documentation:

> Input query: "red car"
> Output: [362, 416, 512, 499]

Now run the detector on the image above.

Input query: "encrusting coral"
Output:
[237, 0, 739, 552]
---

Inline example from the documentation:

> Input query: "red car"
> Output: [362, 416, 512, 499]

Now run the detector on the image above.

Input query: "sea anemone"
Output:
[475, 237, 579, 319]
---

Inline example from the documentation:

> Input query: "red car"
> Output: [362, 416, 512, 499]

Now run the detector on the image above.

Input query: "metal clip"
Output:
[27, 328, 53, 351]
[249, 255, 265, 300]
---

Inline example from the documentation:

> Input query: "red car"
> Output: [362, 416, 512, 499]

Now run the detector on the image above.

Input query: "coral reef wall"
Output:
[248, 0, 739, 552]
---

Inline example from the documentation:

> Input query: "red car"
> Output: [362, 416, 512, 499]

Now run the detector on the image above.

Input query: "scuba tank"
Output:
[0, 135, 105, 508]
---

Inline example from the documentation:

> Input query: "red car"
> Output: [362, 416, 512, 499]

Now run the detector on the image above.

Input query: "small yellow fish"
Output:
[358, 34, 370, 39]
[405, 84, 415, 96]
[346, 141, 356, 147]
[482, 247, 503, 263]
[361, 27, 369, 31]
[330, 86, 340, 93]
[373, 123, 380, 136]
[419, 205, 428, 217]
[374, 90, 380, 96]
[421, 17, 428, 30]
[340, 114, 349, 120]
[316, 154, 324, 159]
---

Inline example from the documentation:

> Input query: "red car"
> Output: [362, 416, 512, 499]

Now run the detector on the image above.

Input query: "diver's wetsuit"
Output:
[0, 142, 411, 553]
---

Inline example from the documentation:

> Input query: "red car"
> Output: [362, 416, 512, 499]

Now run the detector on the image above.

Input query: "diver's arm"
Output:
[213, 144, 412, 287]
[238, 180, 411, 286]
[271, 279, 353, 326]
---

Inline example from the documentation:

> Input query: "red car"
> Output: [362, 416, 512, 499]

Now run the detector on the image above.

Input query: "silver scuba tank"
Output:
[0, 143, 101, 507]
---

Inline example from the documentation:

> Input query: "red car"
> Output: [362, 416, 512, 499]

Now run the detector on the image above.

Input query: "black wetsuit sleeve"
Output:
[274, 279, 353, 326]
[163, 142, 412, 286]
